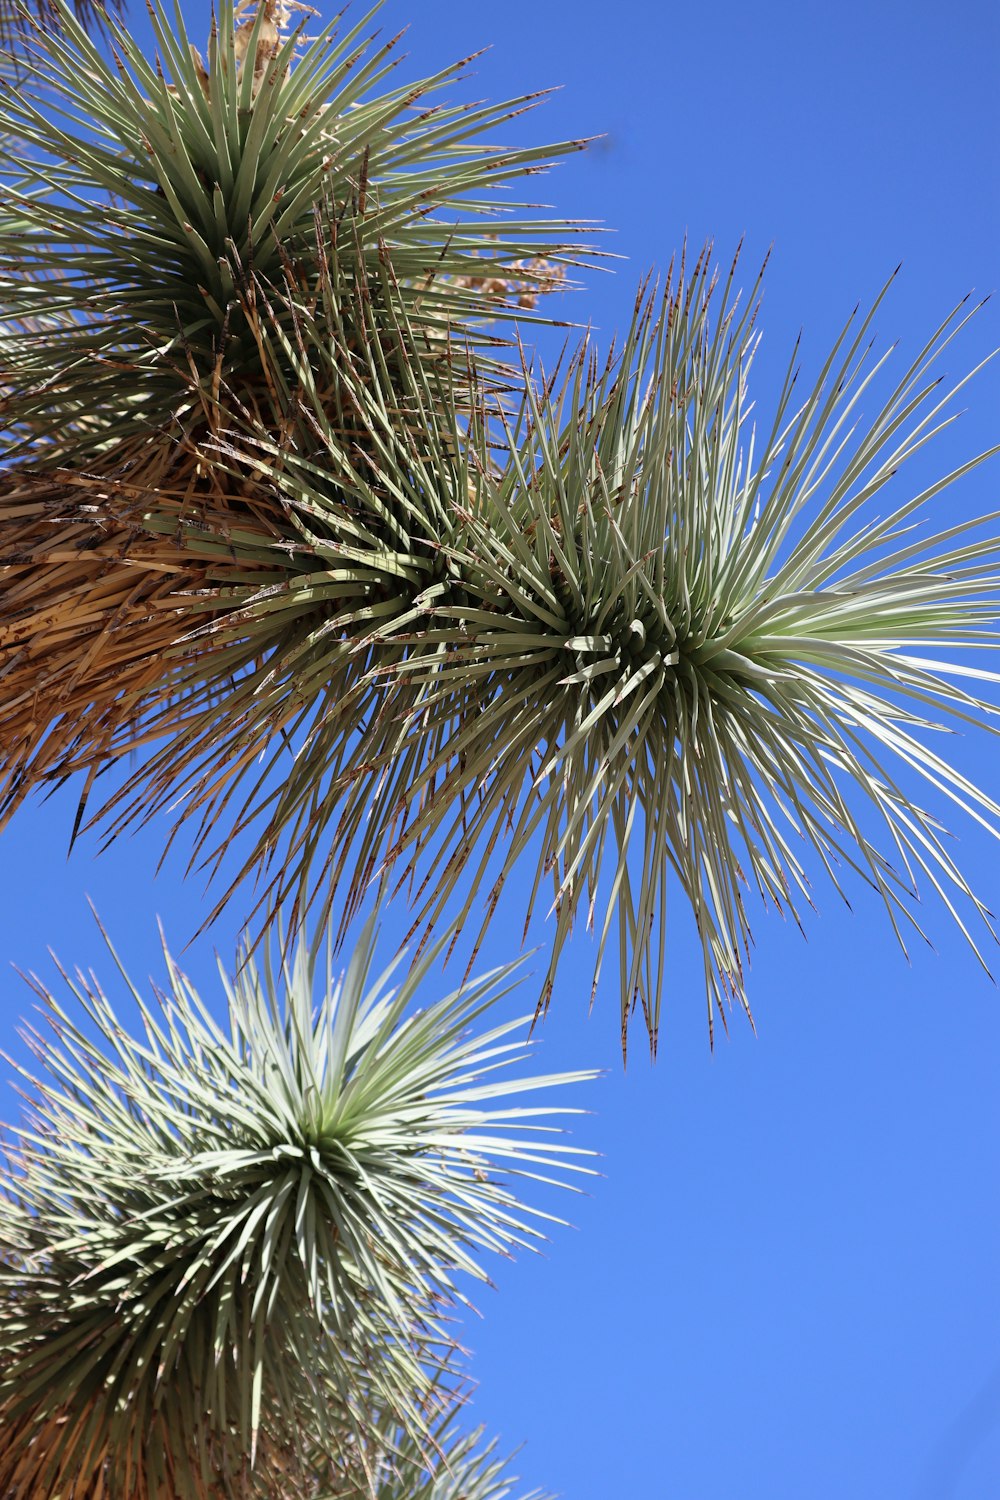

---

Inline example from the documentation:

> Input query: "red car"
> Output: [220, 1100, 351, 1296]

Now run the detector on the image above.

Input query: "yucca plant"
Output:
[0, 910, 594, 1498]
[0, 0, 582, 813]
[316, 257, 1000, 1048]
[1, 0, 999, 1056]
[20, 246, 1000, 1053]
[1, 0, 579, 447]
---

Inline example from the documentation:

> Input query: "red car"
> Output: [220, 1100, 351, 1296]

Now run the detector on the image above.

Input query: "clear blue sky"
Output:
[3, 1, 1000, 1495]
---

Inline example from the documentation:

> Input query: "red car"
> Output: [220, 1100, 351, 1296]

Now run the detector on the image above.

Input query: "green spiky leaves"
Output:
[0, 0, 586, 451]
[70, 252, 1000, 1052]
[383, 259, 1000, 1046]
[1, 0, 998, 1055]
[0, 911, 593, 1498]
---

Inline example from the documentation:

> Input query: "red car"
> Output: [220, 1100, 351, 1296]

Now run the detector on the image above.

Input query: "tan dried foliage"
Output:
[0, 1400, 312, 1499]
[0, 436, 282, 823]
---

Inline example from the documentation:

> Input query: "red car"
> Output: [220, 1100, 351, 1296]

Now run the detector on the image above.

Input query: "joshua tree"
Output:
[1, 0, 998, 1493]
[2, 0, 998, 1053]
[0, 910, 592, 1497]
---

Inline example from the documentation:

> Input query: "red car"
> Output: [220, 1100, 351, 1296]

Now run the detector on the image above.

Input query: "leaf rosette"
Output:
[0, 3, 998, 1053]
[0, 0, 585, 448]
[0, 913, 594, 1498]
[78, 251, 1000, 1051]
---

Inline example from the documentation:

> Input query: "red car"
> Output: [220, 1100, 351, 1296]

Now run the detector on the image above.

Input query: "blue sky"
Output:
[2, 0, 1000, 1495]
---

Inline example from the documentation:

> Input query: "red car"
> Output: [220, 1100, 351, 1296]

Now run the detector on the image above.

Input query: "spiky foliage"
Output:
[0, 0, 582, 822]
[1, 2, 998, 1055]
[320, 1411, 552, 1500]
[27, 250, 997, 1053]
[0, 0, 581, 450]
[0, 912, 593, 1498]
[0, 0, 120, 62]
[353, 257, 1000, 1047]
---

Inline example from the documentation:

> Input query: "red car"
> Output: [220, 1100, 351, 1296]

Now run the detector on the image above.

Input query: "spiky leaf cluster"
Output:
[0, 0, 580, 877]
[0, 0, 583, 452]
[42, 251, 996, 1051]
[0, 912, 593, 1498]
[377, 258, 1000, 1044]
[1, 1, 999, 1055]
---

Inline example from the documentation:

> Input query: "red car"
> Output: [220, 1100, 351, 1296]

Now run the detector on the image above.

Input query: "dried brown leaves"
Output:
[0, 435, 284, 825]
